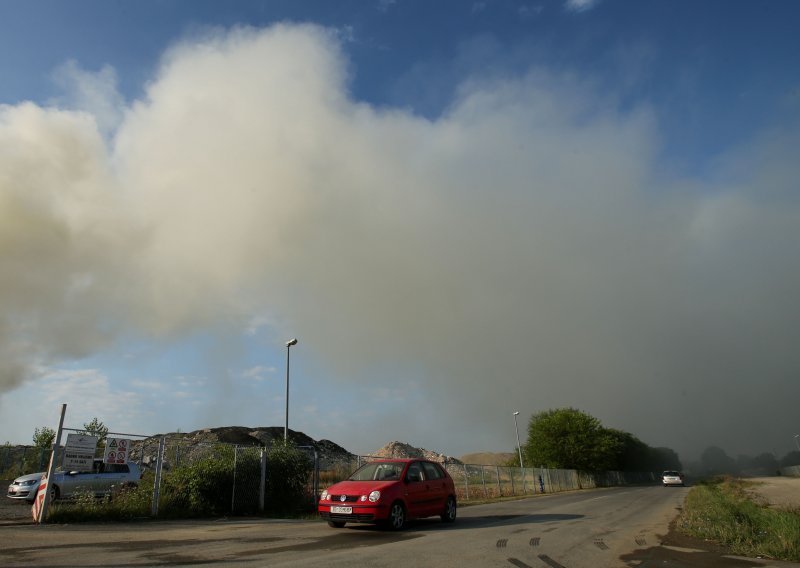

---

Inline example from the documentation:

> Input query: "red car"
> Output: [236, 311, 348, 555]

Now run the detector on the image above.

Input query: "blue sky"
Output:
[1, 0, 799, 463]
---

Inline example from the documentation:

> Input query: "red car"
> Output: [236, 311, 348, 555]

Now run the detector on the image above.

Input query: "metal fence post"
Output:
[313, 449, 319, 504]
[496, 466, 502, 497]
[151, 436, 166, 517]
[259, 448, 266, 513]
[231, 445, 239, 513]
[480, 465, 488, 499]
[462, 464, 469, 500]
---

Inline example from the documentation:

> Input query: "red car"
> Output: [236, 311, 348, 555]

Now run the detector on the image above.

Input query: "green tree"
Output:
[751, 452, 779, 474]
[81, 417, 109, 445]
[780, 451, 800, 468]
[605, 431, 683, 472]
[651, 447, 682, 471]
[266, 440, 313, 514]
[523, 408, 622, 471]
[700, 446, 739, 476]
[604, 429, 647, 471]
[32, 426, 56, 448]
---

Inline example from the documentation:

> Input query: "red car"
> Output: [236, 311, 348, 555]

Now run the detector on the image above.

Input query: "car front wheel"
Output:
[441, 496, 457, 523]
[386, 501, 406, 531]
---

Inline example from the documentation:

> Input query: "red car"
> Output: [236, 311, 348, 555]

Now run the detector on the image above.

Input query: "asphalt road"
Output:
[2, 485, 799, 567]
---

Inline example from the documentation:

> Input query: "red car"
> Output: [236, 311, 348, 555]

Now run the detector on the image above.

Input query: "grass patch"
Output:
[47, 485, 152, 523]
[678, 477, 800, 561]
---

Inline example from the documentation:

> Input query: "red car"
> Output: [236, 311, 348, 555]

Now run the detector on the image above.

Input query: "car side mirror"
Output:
[68, 471, 79, 476]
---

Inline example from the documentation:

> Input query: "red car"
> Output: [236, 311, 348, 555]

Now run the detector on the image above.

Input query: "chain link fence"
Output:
[131, 438, 320, 517]
[22, 433, 319, 521]
[24, 434, 659, 521]
[0, 446, 49, 479]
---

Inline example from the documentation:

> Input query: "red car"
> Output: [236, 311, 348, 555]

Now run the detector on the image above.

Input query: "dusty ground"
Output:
[748, 476, 800, 509]
[0, 480, 33, 523]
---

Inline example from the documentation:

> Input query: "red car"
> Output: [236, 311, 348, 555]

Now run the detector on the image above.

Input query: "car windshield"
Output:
[348, 461, 404, 481]
[663, 471, 680, 476]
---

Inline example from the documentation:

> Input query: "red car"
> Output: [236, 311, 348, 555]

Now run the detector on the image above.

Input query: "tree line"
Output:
[32, 417, 109, 449]
[690, 445, 799, 477]
[520, 408, 682, 472]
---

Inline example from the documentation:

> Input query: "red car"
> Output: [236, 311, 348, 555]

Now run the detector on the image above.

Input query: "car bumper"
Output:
[6, 488, 38, 500]
[662, 479, 683, 486]
[318, 502, 389, 523]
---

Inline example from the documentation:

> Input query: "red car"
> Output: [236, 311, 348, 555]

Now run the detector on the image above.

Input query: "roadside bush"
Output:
[159, 445, 247, 516]
[157, 442, 313, 517]
[266, 442, 313, 514]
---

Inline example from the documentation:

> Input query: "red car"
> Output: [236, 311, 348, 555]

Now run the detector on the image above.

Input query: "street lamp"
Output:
[513, 411, 526, 493]
[513, 411, 524, 469]
[284, 338, 298, 442]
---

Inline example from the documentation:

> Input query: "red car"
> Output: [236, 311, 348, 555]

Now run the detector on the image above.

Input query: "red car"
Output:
[318, 458, 457, 530]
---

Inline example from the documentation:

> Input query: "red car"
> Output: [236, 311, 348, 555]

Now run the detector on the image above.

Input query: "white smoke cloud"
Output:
[51, 60, 126, 138]
[1, 23, 798, 458]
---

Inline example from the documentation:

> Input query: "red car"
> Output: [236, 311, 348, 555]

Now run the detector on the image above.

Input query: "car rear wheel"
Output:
[49, 485, 60, 501]
[327, 520, 346, 528]
[441, 496, 457, 523]
[386, 501, 406, 531]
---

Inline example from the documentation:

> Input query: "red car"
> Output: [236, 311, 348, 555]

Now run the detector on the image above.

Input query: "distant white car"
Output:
[662, 470, 684, 487]
[6, 459, 141, 502]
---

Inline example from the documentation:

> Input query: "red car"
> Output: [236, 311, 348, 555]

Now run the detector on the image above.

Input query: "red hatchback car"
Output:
[319, 458, 457, 530]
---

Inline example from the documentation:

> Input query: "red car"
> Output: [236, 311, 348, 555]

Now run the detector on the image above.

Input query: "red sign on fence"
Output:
[104, 438, 130, 464]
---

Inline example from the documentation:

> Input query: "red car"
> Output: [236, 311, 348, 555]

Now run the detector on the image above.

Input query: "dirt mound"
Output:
[132, 426, 355, 470]
[370, 441, 462, 465]
[460, 452, 516, 466]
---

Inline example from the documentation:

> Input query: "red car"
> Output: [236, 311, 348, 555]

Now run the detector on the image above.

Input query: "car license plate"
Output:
[330, 506, 352, 514]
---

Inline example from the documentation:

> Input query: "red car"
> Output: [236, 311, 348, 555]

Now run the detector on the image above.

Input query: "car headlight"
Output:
[22, 480, 39, 486]
[321, 490, 329, 501]
[368, 490, 381, 502]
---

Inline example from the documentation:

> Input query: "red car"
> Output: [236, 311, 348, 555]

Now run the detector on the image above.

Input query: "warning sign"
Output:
[103, 438, 130, 464]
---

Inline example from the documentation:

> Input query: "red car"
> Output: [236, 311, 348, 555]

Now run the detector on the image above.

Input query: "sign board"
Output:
[103, 438, 130, 464]
[63, 434, 98, 471]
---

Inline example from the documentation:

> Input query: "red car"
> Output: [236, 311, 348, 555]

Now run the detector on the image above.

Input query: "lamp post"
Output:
[513, 411, 525, 493]
[513, 411, 524, 469]
[284, 338, 298, 442]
